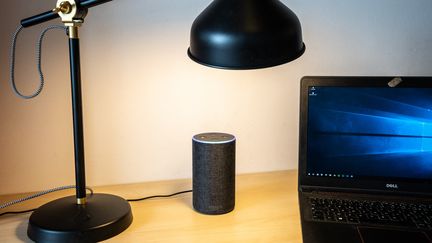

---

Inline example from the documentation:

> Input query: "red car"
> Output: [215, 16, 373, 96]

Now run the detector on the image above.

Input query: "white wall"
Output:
[1, 0, 432, 195]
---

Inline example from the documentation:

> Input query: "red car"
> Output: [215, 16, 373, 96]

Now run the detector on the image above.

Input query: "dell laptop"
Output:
[299, 76, 432, 243]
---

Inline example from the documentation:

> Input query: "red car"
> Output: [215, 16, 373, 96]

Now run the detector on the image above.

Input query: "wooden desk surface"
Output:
[0, 170, 301, 242]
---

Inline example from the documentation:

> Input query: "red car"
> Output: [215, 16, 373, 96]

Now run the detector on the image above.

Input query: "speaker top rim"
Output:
[193, 132, 235, 144]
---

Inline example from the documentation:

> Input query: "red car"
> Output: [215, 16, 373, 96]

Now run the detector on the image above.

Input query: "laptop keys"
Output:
[308, 197, 432, 230]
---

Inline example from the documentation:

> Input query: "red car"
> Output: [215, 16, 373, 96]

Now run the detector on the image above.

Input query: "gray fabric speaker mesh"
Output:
[193, 133, 235, 215]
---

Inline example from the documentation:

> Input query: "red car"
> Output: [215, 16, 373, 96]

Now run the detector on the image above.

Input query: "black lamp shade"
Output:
[188, 0, 305, 70]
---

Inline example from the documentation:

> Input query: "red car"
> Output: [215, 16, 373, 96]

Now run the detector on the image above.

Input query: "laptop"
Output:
[299, 76, 432, 243]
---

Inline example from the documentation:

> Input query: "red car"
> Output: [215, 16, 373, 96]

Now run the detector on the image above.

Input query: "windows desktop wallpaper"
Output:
[307, 87, 432, 180]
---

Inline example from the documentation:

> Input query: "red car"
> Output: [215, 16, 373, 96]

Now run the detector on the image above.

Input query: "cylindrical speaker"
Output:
[192, 132, 236, 215]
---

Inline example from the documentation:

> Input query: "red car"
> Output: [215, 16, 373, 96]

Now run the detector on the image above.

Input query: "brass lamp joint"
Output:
[77, 197, 87, 205]
[53, 1, 73, 14]
[68, 26, 79, 39]
[54, 0, 88, 30]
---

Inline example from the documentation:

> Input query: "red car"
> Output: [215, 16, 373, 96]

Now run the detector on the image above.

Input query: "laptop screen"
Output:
[306, 85, 432, 183]
[299, 77, 432, 194]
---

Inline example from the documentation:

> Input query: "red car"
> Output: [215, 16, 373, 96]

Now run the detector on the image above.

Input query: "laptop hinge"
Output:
[299, 185, 432, 198]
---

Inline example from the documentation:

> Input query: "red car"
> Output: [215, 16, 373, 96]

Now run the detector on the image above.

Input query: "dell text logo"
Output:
[386, 183, 399, 189]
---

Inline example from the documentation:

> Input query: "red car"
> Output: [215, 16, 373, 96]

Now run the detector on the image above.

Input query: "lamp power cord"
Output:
[10, 24, 67, 99]
[0, 185, 93, 210]
[0, 185, 93, 217]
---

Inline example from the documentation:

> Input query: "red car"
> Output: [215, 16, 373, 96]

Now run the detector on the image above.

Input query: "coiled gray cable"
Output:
[0, 185, 93, 210]
[9, 24, 67, 99]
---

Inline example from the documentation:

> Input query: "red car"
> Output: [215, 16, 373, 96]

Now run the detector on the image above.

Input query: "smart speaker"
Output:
[192, 132, 236, 215]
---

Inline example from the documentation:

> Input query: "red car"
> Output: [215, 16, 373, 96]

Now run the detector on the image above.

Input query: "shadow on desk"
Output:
[16, 219, 32, 242]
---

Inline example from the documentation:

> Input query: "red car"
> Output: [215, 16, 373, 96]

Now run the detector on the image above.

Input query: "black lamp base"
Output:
[27, 193, 133, 242]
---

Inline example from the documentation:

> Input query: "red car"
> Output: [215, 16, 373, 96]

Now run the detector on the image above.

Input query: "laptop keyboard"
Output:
[309, 197, 432, 230]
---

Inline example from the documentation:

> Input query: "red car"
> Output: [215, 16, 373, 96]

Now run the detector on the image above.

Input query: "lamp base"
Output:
[27, 193, 133, 242]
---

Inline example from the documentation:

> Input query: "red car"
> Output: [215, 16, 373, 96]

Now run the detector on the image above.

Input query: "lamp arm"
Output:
[20, 0, 112, 28]
[21, 10, 59, 28]
[79, 0, 112, 9]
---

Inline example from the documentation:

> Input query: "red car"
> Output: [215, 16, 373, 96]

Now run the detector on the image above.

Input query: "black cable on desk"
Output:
[127, 190, 193, 202]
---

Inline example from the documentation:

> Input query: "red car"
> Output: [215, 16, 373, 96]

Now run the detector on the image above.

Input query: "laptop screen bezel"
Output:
[299, 76, 432, 195]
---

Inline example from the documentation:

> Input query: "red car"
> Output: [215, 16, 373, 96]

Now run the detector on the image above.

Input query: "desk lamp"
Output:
[18, 0, 304, 242]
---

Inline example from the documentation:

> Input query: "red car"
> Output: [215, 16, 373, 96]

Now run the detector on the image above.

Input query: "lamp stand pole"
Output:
[69, 25, 87, 204]
[26, 1, 133, 242]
